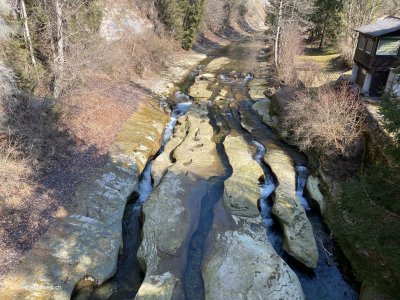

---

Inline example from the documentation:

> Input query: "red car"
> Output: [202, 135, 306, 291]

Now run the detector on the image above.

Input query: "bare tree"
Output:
[18, 0, 37, 68]
[267, 0, 314, 67]
[339, 0, 381, 63]
[278, 22, 303, 85]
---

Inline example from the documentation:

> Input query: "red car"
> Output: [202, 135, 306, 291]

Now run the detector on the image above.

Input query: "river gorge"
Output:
[72, 40, 359, 300]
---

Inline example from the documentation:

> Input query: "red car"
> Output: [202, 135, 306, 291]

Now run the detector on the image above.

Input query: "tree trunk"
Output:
[290, 0, 297, 20]
[19, 0, 36, 68]
[53, 0, 64, 98]
[318, 12, 329, 50]
[274, 0, 283, 67]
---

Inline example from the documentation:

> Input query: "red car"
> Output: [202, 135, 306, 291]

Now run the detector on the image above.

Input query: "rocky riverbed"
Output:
[0, 40, 359, 300]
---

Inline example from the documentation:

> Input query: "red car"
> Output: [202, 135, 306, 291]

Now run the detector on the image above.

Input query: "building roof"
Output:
[356, 17, 400, 37]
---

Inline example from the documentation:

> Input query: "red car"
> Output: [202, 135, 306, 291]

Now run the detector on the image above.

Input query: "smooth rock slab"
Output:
[223, 135, 264, 217]
[136, 272, 178, 300]
[114, 102, 169, 172]
[203, 218, 305, 300]
[264, 148, 319, 268]
[203, 134, 305, 300]
[137, 102, 224, 298]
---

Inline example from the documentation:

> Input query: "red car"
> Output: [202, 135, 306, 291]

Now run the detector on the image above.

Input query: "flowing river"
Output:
[73, 39, 359, 300]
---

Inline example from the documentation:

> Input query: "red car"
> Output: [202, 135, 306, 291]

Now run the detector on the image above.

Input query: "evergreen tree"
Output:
[156, 0, 204, 50]
[309, 0, 342, 49]
[182, 0, 204, 50]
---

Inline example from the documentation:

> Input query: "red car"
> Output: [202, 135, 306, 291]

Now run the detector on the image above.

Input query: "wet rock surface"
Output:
[203, 134, 305, 300]
[137, 102, 224, 298]
[264, 148, 319, 269]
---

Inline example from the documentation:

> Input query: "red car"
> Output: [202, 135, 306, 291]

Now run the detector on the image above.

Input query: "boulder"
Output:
[188, 80, 213, 99]
[203, 57, 230, 73]
[306, 175, 326, 215]
[249, 78, 267, 100]
[203, 218, 305, 300]
[264, 148, 319, 268]
[252, 99, 279, 129]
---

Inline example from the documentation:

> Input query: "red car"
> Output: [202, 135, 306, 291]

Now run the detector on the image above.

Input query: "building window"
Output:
[358, 35, 366, 50]
[376, 38, 400, 56]
[365, 38, 374, 54]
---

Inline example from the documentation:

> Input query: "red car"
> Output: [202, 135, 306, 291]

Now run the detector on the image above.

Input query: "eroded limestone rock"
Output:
[203, 134, 305, 300]
[264, 148, 319, 268]
[188, 80, 213, 99]
[114, 102, 170, 172]
[223, 135, 263, 217]
[0, 101, 168, 300]
[137, 102, 224, 297]
[203, 57, 230, 73]
[252, 98, 278, 129]
[136, 272, 178, 300]
[249, 78, 267, 100]
[203, 218, 305, 300]
[306, 175, 326, 215]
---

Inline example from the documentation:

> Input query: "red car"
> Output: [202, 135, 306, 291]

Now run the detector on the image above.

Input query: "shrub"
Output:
[282, 84, 364, 157]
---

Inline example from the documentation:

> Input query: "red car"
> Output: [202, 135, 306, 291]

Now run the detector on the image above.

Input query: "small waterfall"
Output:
[295, 165, 311, 211]
[251, 140, 283, 253]
[162, 101, 192, 147]
[74, 96, 193, 300]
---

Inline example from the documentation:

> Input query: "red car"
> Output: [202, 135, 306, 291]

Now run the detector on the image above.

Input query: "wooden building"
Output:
[351, 16, 400, 96]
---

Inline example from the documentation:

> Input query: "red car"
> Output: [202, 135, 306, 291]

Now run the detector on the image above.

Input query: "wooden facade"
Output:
[352, 17, 400, 96]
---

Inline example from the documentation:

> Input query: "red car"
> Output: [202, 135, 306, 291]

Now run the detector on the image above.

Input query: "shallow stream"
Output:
[73, 40, 359, 300]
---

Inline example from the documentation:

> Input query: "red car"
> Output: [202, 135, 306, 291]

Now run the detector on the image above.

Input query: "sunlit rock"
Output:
[306, 175, 326, 215]
[203, 134, 305, 300]
[252, 98, 279, 129]
[264, 148, 319, 268]
[223, 135, 263, 217]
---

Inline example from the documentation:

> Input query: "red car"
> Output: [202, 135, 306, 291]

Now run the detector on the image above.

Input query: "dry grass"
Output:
[297, 48, 345, 88]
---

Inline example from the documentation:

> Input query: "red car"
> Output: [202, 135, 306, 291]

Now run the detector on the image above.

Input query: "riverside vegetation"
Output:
[268, 1, 400, 297]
